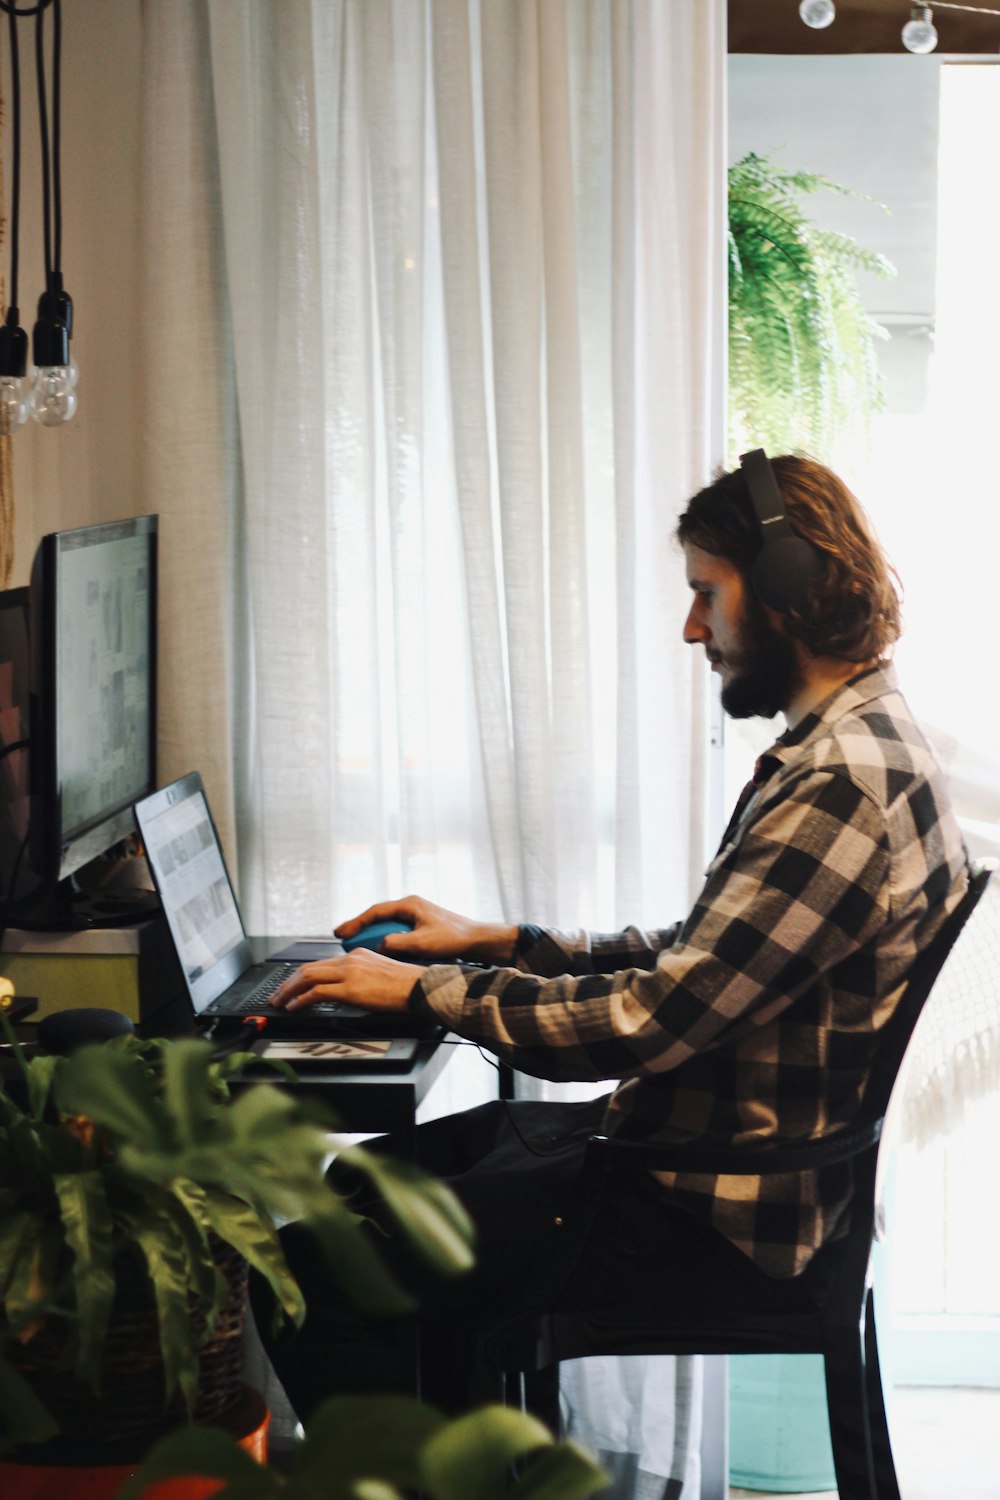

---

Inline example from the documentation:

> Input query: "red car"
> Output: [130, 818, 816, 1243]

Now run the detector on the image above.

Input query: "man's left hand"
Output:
[273, 950, 428, 1013]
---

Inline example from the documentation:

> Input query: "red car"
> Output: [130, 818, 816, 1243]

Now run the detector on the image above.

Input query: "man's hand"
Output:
[273, 950, 427, 1013]
[336, 895, 518, 966]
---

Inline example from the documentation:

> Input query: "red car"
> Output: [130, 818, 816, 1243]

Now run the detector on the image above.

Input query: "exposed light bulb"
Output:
[32, 364, 77, 426]
[0, 318, 33, 434]
[31, 287, 76, 426]
[902, 5, 938, 53]
[0, 377, 34, 434]
[799, 0, 836, 28]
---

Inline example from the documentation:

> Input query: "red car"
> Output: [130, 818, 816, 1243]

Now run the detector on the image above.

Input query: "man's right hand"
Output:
[335, 896, 519, 966]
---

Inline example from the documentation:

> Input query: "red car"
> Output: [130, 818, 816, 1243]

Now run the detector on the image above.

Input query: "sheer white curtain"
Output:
[138, 3, 726, 1495]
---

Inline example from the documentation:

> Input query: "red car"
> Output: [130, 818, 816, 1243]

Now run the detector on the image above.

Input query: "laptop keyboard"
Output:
[232, 964, 298, 1011]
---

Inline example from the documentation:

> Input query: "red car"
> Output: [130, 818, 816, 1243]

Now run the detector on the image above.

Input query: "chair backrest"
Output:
[814, 862, 994, 1320]
[856, 863, 994, 1131]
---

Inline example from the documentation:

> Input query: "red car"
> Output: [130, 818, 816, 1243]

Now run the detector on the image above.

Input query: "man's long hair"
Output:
[677, 455, 902, 662]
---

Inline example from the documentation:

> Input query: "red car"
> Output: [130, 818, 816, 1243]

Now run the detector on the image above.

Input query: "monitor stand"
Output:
[7, 857, 161, 932]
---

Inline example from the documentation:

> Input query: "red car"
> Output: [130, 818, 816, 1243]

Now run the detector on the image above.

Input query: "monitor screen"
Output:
[28, 515, 158, 906]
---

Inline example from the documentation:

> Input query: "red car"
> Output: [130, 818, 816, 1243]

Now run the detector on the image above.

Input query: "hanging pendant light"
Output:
[901, 4, 939, 52]
[0, 0, 33, 434]
[799, 0, 837, 29]
[30, 0, 76, 425]
[0, 0, 76, 435]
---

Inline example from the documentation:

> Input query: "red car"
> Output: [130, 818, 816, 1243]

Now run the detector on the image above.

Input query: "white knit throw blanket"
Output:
[902, 855, 1000, 1148]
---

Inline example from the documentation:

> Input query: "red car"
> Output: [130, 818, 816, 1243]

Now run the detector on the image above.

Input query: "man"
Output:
[259, 454, 968, 1416]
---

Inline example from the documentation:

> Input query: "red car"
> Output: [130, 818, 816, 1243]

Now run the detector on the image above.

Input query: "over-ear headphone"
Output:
[740, 449, 823, 614]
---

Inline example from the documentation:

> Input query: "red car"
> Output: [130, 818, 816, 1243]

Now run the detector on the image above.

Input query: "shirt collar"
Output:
[754, 662, 898, 786]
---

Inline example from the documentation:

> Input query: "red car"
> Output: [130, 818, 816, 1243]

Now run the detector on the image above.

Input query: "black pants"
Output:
[250, 1095, 805, 1420]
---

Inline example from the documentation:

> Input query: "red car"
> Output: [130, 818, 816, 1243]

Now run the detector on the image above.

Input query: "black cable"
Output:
[0, 825, 31, 952]
[5, 0, 21, 320]
[209, 1022, 267, 1061]
[34, 0, 52, 290]
[436, 1038, 580, 1159]
[0, 2, 55, 17]
[50, 0, 60, 275]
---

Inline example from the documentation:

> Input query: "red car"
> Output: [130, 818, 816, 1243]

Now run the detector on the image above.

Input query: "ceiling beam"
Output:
[729, 0, 1000, 55]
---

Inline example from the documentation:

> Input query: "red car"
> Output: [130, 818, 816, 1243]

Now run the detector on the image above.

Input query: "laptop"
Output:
[134, 771, 441, 1042]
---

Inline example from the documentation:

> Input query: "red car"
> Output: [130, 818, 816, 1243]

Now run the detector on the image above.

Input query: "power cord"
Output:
[435, 1036, 585, 1159]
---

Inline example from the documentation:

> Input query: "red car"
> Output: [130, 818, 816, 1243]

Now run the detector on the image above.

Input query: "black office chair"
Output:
[473, 864, 993, 1500]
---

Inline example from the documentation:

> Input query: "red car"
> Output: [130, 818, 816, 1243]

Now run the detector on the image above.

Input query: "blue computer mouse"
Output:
[342, 919, 414, 952]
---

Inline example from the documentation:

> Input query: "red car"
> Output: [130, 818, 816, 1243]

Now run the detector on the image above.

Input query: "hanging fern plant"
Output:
[728, 152, 896, 464]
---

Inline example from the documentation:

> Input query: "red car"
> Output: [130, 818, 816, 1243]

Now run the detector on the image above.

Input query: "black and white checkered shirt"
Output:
[415, 666, 969, 1276]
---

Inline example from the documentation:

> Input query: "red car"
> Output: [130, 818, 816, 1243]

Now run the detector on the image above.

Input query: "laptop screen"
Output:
[140, 784, 244, 985]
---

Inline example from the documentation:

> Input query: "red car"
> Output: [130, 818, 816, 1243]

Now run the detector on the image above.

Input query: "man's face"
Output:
[682, 543, 802, 720]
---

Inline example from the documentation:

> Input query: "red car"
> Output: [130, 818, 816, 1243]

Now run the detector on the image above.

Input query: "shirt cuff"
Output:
[407, 964, 469, 1027]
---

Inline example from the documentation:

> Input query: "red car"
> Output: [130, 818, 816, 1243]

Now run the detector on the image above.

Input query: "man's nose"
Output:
[683, 600, 708, 645]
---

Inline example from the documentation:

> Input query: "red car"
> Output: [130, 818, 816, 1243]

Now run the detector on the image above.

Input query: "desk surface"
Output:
[231, 1034, 456, 1144]
[3, 934, 458, 1149]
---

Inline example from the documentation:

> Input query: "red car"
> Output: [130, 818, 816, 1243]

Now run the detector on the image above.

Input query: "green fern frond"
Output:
[728, 151, 895, 463]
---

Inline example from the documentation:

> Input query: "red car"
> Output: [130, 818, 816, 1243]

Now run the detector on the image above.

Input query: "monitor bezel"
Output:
[29, 514, 158, 888]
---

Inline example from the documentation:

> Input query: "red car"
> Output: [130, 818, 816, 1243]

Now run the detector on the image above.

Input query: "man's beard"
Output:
[721, 593, 802, 720]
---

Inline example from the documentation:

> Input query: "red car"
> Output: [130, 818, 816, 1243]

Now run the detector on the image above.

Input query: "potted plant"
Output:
[124, 1393, 608, 1500]
[727, 150, 895, 462]
[0, 1026, 473, 1459]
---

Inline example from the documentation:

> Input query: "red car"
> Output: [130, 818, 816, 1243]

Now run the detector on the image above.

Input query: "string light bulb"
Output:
[799, 0, 836, 28]
[32, 276, 76, 426]
[902, 4, 939, 52]
[0, 315, 33, 434]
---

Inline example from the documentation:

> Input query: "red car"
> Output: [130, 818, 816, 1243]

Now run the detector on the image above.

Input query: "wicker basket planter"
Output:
[9, 1240, 248, 1452]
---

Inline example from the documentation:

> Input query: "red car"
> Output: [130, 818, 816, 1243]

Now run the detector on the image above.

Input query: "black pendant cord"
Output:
[0, 3, 54, 21]
[34, 0, 52, 292]
[5, 0, 21, 327]
[50, 0, 61, 277]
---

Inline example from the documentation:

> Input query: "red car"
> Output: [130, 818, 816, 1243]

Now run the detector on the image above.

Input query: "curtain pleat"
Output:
[138, 4, 727, 1495]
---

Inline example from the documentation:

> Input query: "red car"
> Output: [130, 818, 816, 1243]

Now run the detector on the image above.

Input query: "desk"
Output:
[231, 1037, 457, 1156]
[141, 928, 458, 1155]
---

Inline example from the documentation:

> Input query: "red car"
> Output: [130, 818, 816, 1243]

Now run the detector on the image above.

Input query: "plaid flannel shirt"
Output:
[414, 665, 969, 1276]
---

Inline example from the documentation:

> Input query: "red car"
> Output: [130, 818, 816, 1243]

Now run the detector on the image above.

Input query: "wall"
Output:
[3, 0, 142, 584]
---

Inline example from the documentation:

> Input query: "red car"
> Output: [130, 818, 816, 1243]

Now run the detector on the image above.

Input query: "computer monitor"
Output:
[0, 587, 32, 907]
[23, 514, 158, 927]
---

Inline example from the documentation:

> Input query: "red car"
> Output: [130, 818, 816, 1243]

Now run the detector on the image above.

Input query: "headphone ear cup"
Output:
[751, 536, 823, 614]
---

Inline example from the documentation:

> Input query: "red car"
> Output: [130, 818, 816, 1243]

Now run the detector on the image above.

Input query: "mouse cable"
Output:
[435, 1036, 586, 1159]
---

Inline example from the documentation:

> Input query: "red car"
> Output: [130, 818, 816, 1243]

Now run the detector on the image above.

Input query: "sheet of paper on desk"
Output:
[250, 1037, 419, 1067]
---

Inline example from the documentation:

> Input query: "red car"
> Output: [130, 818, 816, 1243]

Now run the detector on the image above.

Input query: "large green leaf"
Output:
[24, 1054, 61, 1123]
[420, 1405, 553, 1500]
[344, 1149, 475, 1278]
[292, 1394, 444, 1496]
[299, 1201, 416, 1317]
[53, 1170, 115, 1385]
[4, 1222, 64, 1335]
[166, 1181, 228, 1334]
[420, 1406, 607, 1500]
[132, 1208, 201, 1414]
[55, 1045, 174, 1154]
[504, 1443, 611, 1500]
[161, 1040, 219, 1146]
[118, 1424, 279, 1500]
[0, 1347, 60, 1453]
[0, 1211, 46, 1298]
[197, 1189, 305, 1326]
